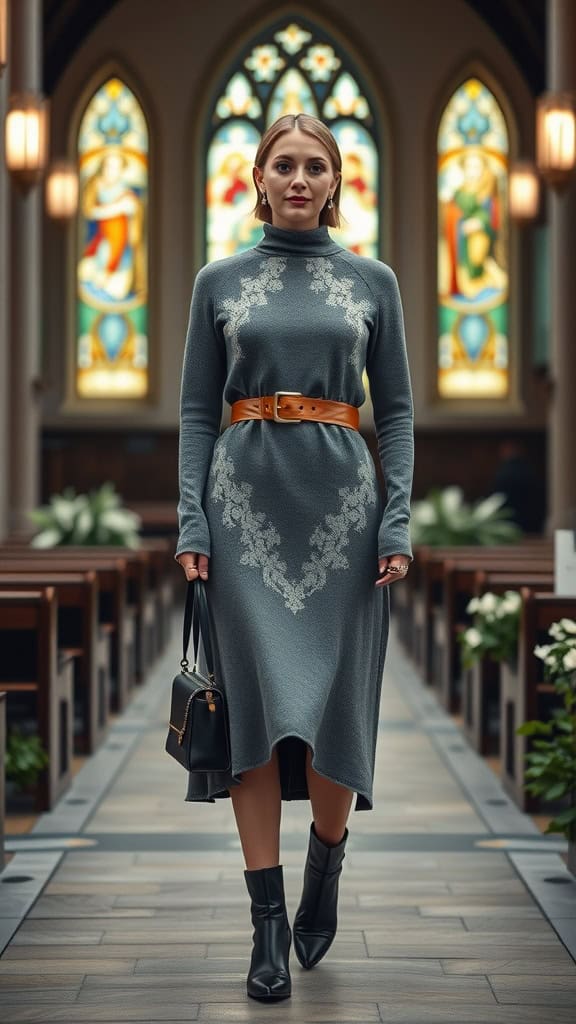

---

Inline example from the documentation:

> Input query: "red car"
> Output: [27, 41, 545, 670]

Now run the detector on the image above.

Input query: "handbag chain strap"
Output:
[181, 578, 215, 679]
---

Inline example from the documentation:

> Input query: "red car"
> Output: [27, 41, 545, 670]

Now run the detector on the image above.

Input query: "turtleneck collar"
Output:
[254, 221, 343, 257]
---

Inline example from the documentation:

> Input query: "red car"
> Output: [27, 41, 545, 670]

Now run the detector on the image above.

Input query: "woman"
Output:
[174, 112, 414, 1002]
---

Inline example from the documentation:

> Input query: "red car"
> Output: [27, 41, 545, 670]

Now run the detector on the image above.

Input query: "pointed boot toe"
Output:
[293, 928, 334, 970]
[293, 822, 348, 970]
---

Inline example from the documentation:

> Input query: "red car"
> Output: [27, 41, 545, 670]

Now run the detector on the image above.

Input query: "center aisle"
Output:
[1, 605, 576, 1022]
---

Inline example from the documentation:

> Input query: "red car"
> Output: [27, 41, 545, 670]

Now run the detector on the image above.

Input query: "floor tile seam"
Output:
[0, 852, 65, 957]
[385, 632, 576, 968]
[389, 630, 539, 838]
[32, 610, 184, 839]
[1, 613, 184, 957]
[506, 851, 576, 966]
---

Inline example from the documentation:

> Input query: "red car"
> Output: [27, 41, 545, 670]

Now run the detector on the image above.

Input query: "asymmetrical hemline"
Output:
[175, 221, 414, 811]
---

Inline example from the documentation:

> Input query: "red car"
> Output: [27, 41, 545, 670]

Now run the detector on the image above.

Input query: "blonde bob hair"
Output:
[252, 113, 343, 228]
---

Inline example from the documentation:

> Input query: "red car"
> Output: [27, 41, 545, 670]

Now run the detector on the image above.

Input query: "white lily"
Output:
[464, 627, 483, 648]
[563, 648, 576, 671]
[473, 493, 507, 522]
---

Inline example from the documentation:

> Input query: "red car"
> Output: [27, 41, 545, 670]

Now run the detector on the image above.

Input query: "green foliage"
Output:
[458, 590, 521, 669]
[410, 487, 522, 547]
[28, 482, 141, 549]
[5, 728, 50, 790]
[517, 618, 576, 842]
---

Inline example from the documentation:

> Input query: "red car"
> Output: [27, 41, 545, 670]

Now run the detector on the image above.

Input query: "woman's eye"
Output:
[275, 162, 325, 174]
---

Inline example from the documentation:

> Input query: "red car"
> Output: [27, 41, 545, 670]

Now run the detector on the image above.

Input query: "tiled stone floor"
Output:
[1, 609, 576, 1022]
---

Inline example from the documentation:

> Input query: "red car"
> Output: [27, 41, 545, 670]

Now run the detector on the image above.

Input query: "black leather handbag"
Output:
[165, 578, 231, 772]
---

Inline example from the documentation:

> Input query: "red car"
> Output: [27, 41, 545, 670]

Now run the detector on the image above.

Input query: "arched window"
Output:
[206, 18, 379, 262]
[76, 77, 149, 399]
[437, 77, 509, 399]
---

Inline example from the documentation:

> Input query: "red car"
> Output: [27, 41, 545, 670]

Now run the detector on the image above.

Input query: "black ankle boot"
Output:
[244, 864, 292, 1001]
[293, 822, 348, 969]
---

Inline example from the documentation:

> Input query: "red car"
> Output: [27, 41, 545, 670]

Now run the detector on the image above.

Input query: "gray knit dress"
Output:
[174, 222, 414, 811]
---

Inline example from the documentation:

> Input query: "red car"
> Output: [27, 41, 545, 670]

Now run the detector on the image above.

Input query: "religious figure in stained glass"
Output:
[206, 18, 379, 262]
[76, 77, 148, 399]
[437, 78, 509, 399]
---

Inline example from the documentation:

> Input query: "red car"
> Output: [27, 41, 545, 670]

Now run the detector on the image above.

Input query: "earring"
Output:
[260, 189, 268, 206]
[327, 194, 334, 209]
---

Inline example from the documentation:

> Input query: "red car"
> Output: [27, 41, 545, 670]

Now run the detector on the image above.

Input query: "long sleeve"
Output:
[174, 265, 227, 561]
[365, 262, 414, 561]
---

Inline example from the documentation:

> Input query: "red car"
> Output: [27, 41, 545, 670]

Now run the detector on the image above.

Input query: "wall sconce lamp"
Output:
[5, 91, 49, 191]
[509, 161, 541, 222]
[45, 159, 79, 220]
[536, 90, 576, 191]
[0, 0, 7, 78]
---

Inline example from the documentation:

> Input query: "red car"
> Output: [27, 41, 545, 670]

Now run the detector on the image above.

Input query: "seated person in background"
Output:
[491, 439, 546, 534]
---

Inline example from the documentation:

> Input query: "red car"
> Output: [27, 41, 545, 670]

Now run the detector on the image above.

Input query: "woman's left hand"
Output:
[375, 554, 411, 588]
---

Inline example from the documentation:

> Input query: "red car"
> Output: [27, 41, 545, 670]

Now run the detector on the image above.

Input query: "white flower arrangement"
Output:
[518, 617, 576, 844]
[410, 487, 522, 546]
[28, 483, 141, 549]
[459, 590, 522, 669]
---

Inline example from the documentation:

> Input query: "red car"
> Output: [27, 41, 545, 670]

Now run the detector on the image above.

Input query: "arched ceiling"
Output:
[42, 0, 546, 95]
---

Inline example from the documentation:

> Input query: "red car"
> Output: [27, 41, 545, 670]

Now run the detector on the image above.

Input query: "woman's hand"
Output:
[375, 554, 410, 588]
[175, 551, 209, 581]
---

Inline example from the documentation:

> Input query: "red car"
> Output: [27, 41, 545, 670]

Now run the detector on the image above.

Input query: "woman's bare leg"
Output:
[304, 747, 354, 845]
[230, 746, 282, 869]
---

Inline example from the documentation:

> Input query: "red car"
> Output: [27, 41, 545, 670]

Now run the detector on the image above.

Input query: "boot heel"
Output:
[244, 865, 292, 1001]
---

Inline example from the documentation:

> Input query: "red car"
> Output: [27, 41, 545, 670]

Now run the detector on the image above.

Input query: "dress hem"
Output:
[184, 730, 373, 811]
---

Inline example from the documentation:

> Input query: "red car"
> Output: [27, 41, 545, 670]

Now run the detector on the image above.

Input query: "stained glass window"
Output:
[206, 18, 379, 262]
[437, 78, 509, 399]
[76, 77, 149, 399]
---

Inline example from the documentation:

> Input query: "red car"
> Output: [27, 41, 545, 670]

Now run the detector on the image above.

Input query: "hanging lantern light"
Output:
[45, 159, 79, 220]
[509, 160, 540, 221]
[5, 91, 49, 190]
[536, 90, 576, 191]
[0, 0, 8, 78]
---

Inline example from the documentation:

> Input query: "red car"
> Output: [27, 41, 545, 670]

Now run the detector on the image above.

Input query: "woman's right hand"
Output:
[175, 551, 209, 581]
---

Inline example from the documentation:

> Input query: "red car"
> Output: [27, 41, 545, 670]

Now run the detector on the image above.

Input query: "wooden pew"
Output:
[0, 555, 135, 712]
[433, 553, 553, 711]
[0, 589, 74, 810]
[0, 571, 110, 753]
[408, 541, 552, 674]
[1, 543, 158, 682]
[140, 537, 175, 650]
[500, 589, 576, 811]
[461, 571, 554, 755]
[0, 691, 5, 870]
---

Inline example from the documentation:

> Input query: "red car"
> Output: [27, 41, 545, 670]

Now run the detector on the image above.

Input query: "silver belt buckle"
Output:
[272, 391, 302, 423]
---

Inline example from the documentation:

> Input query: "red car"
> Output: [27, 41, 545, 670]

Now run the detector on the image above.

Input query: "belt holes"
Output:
[299, 404, 303, 410]
[312, 405, 316, 410]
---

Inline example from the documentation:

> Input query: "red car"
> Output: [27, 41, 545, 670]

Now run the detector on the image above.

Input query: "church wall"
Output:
[38, 0, 547, 506]
[0, 66, 9, 537]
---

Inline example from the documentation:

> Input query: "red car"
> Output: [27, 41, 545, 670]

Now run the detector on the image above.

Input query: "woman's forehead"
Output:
[268, 132, 331, 160]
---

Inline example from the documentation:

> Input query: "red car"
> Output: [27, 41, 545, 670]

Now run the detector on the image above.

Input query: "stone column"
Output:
[8, 0, 43, 537]
[0, 57, 9, 540]
[547, 0, 576, 530]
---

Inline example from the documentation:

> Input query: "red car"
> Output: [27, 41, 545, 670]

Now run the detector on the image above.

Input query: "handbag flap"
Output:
[170, 670, 221, 732]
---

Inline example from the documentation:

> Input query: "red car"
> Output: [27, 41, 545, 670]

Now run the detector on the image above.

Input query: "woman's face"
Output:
[254, 128, 340, 230]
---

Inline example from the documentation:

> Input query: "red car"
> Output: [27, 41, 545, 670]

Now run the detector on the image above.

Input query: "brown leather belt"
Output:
[230, 392, 359, 430]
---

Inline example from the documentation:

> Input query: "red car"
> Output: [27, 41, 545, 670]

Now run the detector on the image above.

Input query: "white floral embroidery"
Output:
[210, 442, 377, 614]
[222, 258, 287, 361]
[306, 258, 371, 369]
